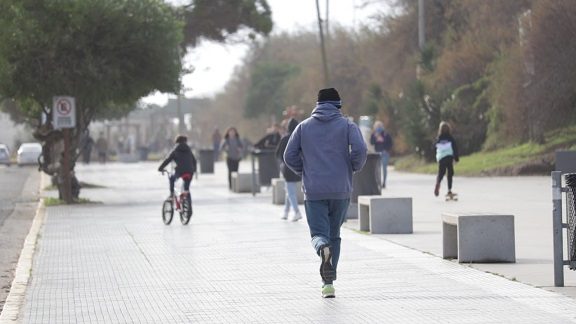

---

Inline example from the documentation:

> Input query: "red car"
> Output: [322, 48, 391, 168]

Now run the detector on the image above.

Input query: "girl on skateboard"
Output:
[434, 121, 459, 199]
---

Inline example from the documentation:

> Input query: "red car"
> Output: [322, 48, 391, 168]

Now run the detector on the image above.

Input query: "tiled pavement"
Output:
[14, 162, 576, 323]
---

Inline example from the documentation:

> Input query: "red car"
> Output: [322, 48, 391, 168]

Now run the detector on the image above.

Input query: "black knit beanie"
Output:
[317, 88, 341, 103]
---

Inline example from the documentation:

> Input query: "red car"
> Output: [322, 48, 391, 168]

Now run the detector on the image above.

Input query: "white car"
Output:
[17, 142, 42, 166]
[0, 144, 10, 166]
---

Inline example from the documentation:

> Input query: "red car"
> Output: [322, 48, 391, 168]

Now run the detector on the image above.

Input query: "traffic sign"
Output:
[53, 96, 76, 129]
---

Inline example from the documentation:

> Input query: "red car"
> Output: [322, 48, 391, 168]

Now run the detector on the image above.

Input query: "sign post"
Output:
[53, 96, 76, 204]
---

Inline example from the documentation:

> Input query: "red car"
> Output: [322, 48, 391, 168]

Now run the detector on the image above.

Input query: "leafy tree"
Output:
[0, 0, 183, 202]
[441, 78, 490, 155]
[182, 0, 273, 46]
[395, 81, 437, 160]
[0, 0, 274, 203]
[244, 63, 299, 118]
[522, 0, 576, 141]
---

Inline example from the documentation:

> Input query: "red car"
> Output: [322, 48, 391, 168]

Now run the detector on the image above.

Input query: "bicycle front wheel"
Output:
[162, 199, 174, 225]
[180, 194, 192, 225]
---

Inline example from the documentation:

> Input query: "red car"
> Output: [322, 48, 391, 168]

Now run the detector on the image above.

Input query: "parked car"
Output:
[17, 142, 42, 166]
[0, 144, 11, 166]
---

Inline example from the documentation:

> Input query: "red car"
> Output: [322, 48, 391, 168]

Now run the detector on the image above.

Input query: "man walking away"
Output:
[284, 88, 367, 298]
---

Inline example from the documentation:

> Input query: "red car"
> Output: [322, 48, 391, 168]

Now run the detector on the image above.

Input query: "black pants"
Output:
[437, 156, 454, 190]
[226, 158, 240, 189]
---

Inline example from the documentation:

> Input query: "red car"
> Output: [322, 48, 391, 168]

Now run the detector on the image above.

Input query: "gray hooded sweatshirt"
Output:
[284, 103, 367, 200]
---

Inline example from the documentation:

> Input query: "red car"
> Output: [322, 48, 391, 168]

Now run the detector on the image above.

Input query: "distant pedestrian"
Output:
[434, 121, 459, 199]
[284, 88, 367, 298]
[254, 123, 281, 150]
[275, 118, 302, 222]
[220, 127, 243, 190]
[80, 131, 94, 164]
[95, 132, 108, 163]
[212, 128, 221, 161]
[370, 121, 393, 188]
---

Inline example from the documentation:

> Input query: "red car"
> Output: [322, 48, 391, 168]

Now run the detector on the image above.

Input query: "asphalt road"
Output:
[0, 165, 40, 312]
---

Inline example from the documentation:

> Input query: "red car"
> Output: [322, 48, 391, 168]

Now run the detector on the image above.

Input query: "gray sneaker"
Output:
[319, 245, 335, 284]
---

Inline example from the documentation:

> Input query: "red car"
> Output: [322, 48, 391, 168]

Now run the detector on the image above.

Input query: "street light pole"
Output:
[176, 93, 186, 135]
[316, 0, 330, 87]
[418, 0, 426, 51]
[325, 0, 330, 41]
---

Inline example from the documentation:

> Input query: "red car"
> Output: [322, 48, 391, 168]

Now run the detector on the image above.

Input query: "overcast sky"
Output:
[142, 0, 384, 106]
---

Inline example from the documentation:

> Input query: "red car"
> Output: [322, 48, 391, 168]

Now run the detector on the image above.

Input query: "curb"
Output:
[0, 176, 47, 324]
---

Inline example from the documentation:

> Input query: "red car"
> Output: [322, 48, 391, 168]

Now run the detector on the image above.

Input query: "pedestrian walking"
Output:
[95, 132, 108, 163]
[434, 121, 459, 199]
[80, 131, 94, 164]
[275, 118, 302, 222]
[254, 123, 281, 150]
[369, 121, 393, 188]
[220, 127, 243, 190]
[284, 88, 367, 298]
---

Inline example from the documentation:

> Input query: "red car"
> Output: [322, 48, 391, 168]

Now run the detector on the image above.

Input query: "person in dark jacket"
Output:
[284, 88, 367, 298]
[369, 120, 393, 188]
[158, 135, 197, 196]
[254, 123, 281, 150]
[276, 118, 303, 221]
[434, 121, 459, 197]
[220, 127, 244, 190]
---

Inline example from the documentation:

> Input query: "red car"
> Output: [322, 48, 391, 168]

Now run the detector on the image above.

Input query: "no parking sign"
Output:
[53, 96, 76, 129]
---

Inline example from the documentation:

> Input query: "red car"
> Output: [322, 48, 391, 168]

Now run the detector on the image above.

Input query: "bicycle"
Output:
[161, 170, 193, 225]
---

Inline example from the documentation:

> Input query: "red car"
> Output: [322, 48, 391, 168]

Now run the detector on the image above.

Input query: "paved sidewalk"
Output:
[344, 168, 576, 296]
[12, 162, 576, 323]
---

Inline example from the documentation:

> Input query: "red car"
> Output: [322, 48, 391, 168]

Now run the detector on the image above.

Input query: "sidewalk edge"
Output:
[0, 176, 46, 324]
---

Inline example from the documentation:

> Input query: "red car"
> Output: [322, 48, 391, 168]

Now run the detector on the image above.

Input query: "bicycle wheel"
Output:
[180, 194, 192, 225]
[162, 198, 174, 225]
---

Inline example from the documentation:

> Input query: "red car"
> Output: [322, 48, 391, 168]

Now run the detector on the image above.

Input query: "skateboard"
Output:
[445, 192, 458, 201]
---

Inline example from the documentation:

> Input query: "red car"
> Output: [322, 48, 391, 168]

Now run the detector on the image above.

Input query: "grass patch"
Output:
[44, 182, 106, 191]
[395, 125, 576, 176]
[44, 197, 101, 206]
[79, 182, 106, 189]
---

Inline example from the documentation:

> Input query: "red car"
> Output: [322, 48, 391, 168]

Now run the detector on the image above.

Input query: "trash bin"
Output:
[137, 147, 149, 161]
[252, 149, 279, 187]
[199, 149, 215, 174]
[556, 151, 576, 174]
[348, 153, 382, 219]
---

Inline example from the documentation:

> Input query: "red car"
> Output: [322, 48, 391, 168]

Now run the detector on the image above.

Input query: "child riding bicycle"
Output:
[158, 135, 197, 197]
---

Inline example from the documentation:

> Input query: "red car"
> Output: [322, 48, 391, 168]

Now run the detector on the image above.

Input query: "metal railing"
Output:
[552, 171, 576, 286]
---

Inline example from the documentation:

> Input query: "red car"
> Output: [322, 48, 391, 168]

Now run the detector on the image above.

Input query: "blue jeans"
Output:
[304, 199, 350, 275]
[284, 181, 301, 214]
[380, 151, 390, 188]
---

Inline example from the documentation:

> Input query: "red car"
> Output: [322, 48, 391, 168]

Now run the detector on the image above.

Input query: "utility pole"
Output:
[316, 0, 330, 87]
[418, 0, 425, 50]
[417, 0, 426, 79]
[176, 93, 186, 135]
[325, 0, 330, 41]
